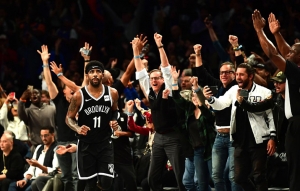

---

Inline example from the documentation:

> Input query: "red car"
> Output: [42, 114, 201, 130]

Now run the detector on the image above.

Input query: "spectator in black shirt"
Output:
[253, 10, 300, 191]
[0, 131, 24, 191]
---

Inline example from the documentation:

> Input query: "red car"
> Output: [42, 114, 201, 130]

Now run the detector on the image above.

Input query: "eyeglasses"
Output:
[40, 134, 50, 138]
[150, 76, 162, 81]
[220, 71, 234, 75]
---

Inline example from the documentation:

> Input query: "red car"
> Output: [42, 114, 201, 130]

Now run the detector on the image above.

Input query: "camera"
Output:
[79, 48, 91, 56]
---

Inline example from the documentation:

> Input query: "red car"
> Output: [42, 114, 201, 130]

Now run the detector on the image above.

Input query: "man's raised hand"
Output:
[228, 35, 239, 47]
[50, 61, 63, 75]
[80, 42, 92, 60]
[37, 45, 50, 63]
[252, 10, 266, 32]
[193, 44, 202, 55]
[154, 33, 163, 47]
[268, 13, 280, 34]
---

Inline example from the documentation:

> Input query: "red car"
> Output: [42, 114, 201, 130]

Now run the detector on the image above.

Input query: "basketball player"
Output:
[65, 61, 119, 191]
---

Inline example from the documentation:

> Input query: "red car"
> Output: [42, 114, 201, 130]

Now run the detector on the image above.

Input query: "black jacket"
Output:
[0, 149, 24, 180]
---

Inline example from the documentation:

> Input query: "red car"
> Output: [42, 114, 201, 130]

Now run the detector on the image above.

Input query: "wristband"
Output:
[196, 53, 201, 56]
[158, 45, 163, 49]
[172, 84, 178, 86]
[57, 73, 63, 77]
[193, 87, 201, 93]
[134, 55, 141, 59]
[126, 111, 134, 116]
[233, 45, 243, 51]
[42, 64, 49, 68]
[84, 60, 90, 62]
[23, 178, 28, 182]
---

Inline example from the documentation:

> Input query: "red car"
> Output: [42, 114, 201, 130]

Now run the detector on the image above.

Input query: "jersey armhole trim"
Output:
[79, 89, 84, 112]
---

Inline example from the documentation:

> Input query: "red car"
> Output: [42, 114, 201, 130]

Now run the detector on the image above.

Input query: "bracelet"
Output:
[233, 45, 243, 51]
[84, 60, 90, 62]
[126, 111, 134, 116]
[23, 178, 28, 183]
[20, 98, 26, 103]
[134, 55, 141, 59]
[57, 73, 63, 77]
[172, 84, 178, 86]
[193, 87, 201, 93]
[42, 64, 49, 68]
[196, 53, 201, 56]
[158, 45, 163, 49]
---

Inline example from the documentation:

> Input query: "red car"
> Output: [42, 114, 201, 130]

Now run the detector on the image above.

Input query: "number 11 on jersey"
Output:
[93, 116, 101, 128]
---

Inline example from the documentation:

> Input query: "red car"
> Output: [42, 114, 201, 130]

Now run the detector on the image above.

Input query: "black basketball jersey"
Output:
[78, 85, 113, 143]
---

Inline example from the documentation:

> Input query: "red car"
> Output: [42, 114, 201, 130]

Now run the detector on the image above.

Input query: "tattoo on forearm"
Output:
[66, 117, 80, 132]
[68, 97, 77, 112]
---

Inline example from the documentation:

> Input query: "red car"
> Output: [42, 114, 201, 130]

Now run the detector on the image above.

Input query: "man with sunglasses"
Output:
[194, 42, 242, 191]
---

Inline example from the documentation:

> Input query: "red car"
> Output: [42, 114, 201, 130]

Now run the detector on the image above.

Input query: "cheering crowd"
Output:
[0, 1, 300, 191]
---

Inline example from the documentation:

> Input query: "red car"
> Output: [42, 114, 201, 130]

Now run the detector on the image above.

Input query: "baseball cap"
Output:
[271, 71, 286, 83]
[253, 63, 267, 69]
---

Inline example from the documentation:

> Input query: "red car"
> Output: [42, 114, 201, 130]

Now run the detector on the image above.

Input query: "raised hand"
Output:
[268, 13, 280, 34]
[111, 59, 118, 68]
[228, 35, 239, 47]
[193, 44, 202, 55]
[204, 16, 213, 29]
[37, 45, 50, 63]
[50, 61, 63, 75]
[171, 66, 180, 81]
[252, 10, 266, 32]
[190, 76, 198, 87]
[20, 89, 32, 100]
[134, 98, 142, 111]
[154, 33, 163, 47]
[131, 37, 140, 50]
[126, 100, 134, 113]
[137, 34, 148, 52]
[80, 42, 92, 60]
[162, 89, 170, 99]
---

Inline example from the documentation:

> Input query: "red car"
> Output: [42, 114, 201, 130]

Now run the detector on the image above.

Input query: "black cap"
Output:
[271, 71, 286, 83]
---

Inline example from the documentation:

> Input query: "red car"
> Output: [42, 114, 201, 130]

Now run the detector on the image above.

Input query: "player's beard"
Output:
[90, 78, 101, 87]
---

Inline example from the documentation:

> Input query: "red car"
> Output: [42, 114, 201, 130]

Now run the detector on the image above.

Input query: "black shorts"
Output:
[77, 139, 114, 180]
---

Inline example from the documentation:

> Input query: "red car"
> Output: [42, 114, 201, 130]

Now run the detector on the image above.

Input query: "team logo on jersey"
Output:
[108, 164, 114, 174]
[104, 95, 110, 101]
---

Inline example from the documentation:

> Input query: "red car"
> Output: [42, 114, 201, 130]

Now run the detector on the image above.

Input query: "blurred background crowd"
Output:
[0, 0, 300, 96]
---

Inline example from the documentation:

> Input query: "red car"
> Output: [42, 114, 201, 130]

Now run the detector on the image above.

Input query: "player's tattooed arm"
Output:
[66, 91, 82, 133]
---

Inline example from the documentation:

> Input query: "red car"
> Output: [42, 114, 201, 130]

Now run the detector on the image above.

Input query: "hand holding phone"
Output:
[239, 89, 249, 97]
[208, 86, 218, 95]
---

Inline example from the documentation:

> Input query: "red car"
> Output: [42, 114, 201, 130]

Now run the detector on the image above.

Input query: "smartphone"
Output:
[240, 89, 249, 97]
[79, 48, 91, 56]
[208, 86, 218, 95]
[27, 85, 33, 91]
[66, 144, 72, 149]
[205, 14, 212, 24]
[9, 92, 15, 99]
